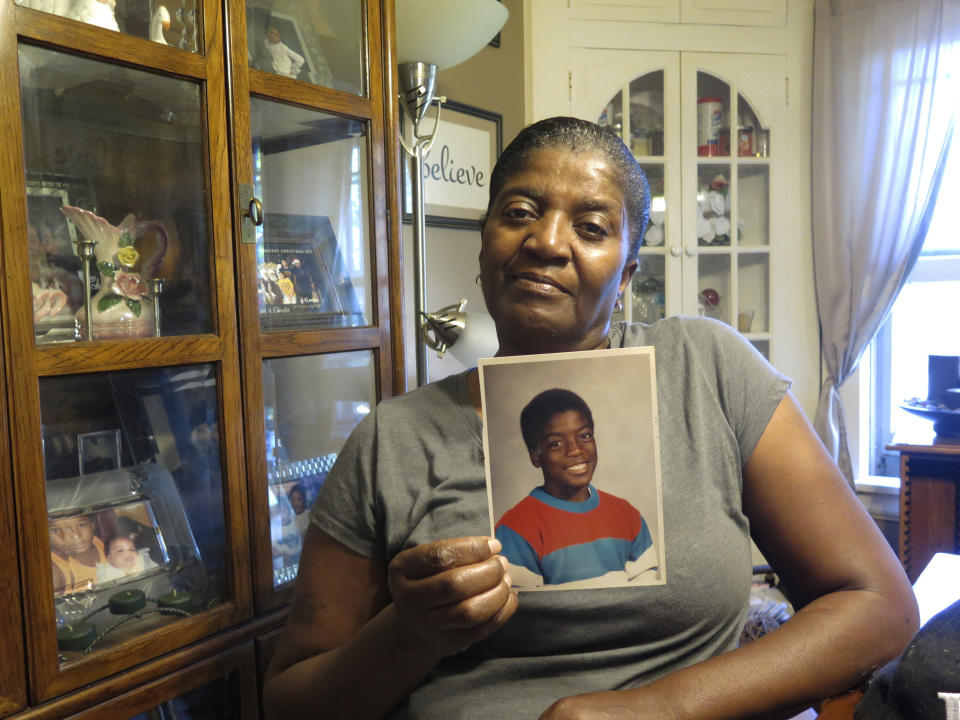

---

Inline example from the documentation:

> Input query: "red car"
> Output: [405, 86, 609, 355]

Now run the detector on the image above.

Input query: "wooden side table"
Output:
[888, 433, 960, 582]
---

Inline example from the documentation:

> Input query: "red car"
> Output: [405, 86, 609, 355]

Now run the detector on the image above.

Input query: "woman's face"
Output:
[479, 147, 637, 355]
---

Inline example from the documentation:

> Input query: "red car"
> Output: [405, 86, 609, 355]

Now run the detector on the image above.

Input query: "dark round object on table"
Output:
[109, 589, 147, 615]
[57, 622, 96, 652]
[944, 388, 960, 410]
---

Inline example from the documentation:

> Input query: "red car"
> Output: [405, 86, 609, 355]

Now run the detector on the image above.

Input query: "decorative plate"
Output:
[899, 402, 960, 437]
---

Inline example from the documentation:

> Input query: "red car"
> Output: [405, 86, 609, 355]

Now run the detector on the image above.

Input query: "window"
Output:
[870, 137, 960, 476]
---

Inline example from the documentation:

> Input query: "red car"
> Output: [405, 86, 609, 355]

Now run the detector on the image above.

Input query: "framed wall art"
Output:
[402, 100, 502, 230]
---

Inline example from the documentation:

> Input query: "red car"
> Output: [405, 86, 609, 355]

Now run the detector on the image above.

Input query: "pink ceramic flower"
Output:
[708, 174, 728, 192]
[114, 271, 148, 299]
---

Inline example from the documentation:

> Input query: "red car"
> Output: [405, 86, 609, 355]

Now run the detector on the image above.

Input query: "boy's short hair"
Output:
[520, 389, 594, 451]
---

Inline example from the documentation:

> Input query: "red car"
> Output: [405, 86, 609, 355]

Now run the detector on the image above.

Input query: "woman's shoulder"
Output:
[612, 315, 747, 352]
[374, 369, 471, 418]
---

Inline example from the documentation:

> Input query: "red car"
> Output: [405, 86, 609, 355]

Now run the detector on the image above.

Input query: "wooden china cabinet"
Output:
[0, 0, 402, 716]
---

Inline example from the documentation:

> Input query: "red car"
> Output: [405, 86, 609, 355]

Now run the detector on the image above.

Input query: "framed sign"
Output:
[403, 100, 502, 230]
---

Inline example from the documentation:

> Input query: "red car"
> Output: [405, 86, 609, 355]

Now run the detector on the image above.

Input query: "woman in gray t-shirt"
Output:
[262, 117, 918, 720]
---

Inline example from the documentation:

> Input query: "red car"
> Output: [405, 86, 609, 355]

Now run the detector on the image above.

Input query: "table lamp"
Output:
[395, 0, 508, 385]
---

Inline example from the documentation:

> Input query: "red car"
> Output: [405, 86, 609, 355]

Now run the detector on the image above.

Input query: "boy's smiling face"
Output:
[529, 409, 597, 502]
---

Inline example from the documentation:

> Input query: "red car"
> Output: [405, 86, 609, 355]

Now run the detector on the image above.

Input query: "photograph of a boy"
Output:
[95, 534, 159, 583]
[495, 389, 658, 588]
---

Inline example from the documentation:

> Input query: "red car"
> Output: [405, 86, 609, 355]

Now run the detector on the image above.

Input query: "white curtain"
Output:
[812, 0, 960, 481]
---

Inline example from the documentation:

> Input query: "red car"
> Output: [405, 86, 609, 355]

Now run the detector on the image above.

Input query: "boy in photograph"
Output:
[495, 388, 658, 588]
[49, 514, 106, 594]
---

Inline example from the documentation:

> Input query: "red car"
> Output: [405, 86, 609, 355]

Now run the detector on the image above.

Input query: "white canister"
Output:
[697, 97, 723, 156]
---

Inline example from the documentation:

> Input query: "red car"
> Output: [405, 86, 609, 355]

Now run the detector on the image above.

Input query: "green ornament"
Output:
[97, 294, 123, 313]
[97, 261, 116, 277]
[118, 230, 133, 248]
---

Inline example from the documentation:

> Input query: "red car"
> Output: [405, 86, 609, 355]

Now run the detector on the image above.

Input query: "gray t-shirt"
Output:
[311, 317, 790, 719]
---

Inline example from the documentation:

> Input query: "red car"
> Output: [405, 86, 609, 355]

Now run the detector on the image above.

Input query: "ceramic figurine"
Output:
[16, 0, 73, 17]
[66, 0, 119, 32]
[61, 205, 168, 341]
[149, 5, 170, 44]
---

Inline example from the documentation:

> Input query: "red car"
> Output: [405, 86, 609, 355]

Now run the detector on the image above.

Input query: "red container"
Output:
[697, 97, 723, 156]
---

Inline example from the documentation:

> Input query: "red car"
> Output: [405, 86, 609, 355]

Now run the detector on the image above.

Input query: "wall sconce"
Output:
[395, 0, 508, 385]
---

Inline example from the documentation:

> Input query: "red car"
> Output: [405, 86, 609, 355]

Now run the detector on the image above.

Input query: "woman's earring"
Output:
[614, 293, 624, 313]
[475, 273, 482, 286]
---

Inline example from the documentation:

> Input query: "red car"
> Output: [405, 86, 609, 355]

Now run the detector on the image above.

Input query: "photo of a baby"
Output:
[96, 535, 160, 583]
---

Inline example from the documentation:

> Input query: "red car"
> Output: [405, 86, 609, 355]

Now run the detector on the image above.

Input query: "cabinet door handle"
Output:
[238, 183, 263, 244]
[670, 245, 681, 257]
[684, 244, 697, 257]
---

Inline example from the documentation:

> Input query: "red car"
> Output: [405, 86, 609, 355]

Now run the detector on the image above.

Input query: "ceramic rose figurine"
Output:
[60, 205, 168, 341]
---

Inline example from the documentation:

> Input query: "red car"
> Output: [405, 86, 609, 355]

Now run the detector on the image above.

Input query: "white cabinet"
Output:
[571, 49, 785, 359]
[523, 0, 820, 413]
[570, 0, 786, 26]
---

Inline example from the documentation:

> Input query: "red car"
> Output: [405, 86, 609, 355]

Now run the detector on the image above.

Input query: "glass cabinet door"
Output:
[683, 54, 784, 359]
[0, 0, 250, 702]
[227, 0, 399, 613]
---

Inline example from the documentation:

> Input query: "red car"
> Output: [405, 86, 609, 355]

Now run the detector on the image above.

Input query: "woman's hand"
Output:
[388, 536, 518, 658]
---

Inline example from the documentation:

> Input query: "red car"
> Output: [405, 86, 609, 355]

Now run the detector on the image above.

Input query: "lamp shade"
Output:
[448, 310, 498, 365]
[396, 0, 509, 71]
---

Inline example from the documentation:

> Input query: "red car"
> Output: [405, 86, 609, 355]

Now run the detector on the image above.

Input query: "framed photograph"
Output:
[48, 496, 168, 595]
[77, 429, 122, 475]
[402, 100, 502, 229]
[27, 181, 85, 343]
[478, 347, 665, 591]
[258, 213, 365, 330]
[26, 182, 78, 253]
[246, 5, 333, 86]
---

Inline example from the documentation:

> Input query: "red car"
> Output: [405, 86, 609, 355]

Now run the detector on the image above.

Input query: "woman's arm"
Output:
[540, 391, 919, 720]
[263, 525, 517, 720]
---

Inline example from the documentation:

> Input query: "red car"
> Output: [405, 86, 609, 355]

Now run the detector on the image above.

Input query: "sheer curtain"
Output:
[812, 0, 960, 481]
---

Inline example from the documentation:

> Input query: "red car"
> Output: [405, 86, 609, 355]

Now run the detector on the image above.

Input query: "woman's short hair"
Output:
[483, 116, 651, 261]
[520, 388, 594, 451]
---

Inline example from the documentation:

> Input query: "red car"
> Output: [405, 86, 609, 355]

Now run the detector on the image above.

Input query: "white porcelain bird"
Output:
[66, 0, 119, 31]
[149, 5, 170, 44]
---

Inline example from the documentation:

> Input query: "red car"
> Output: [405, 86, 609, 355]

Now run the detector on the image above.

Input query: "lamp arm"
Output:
[419, 97, 446, 155]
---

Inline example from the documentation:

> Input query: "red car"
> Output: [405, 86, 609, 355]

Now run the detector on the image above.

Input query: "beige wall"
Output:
[402, 0, 525, 389]
[435, 0, 525, 148]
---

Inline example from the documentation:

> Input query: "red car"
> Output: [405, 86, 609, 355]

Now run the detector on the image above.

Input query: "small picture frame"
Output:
[77, 429, 122, 476]
[48, 496, 168, 595]
[257, 213, 366, 331]
[26, 182, 78, 254]
[402, 100, 503, 229]
[246, 6, 332, 86]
